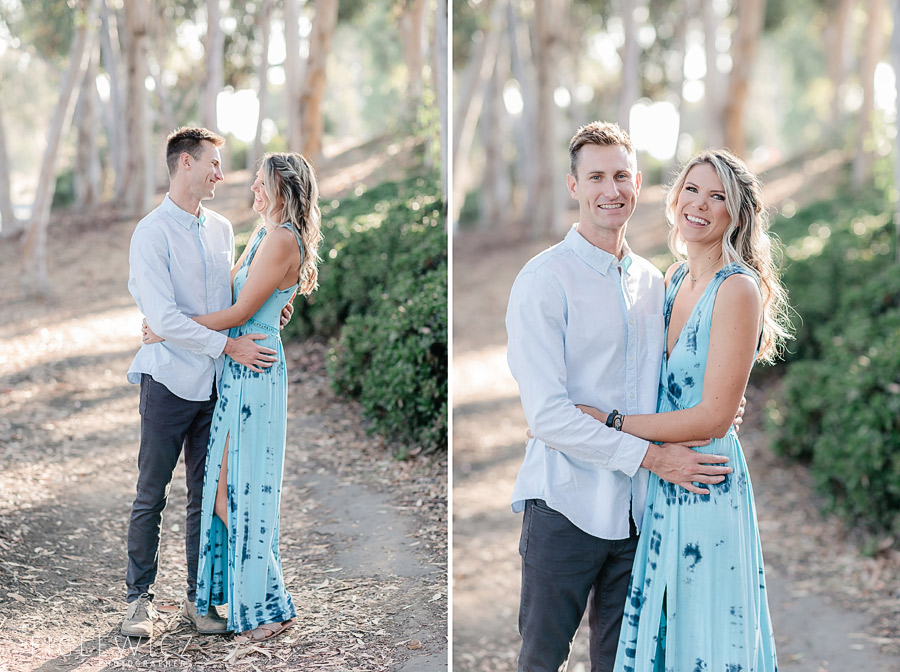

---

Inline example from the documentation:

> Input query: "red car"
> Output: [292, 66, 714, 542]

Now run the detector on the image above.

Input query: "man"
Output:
[506, 121, 733, 671]
[122, 127, 285, 638]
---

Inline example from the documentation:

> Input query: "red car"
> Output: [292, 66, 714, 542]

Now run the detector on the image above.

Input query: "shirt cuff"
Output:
[206, 331, 227, 359]
[612, 433, 651, 478]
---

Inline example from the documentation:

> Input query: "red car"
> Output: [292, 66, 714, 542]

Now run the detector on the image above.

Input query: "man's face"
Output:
[186, 141, 224, 201]
[567, 143, 641, 238]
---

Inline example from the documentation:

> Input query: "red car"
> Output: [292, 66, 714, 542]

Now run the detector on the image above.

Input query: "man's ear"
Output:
[634, 170, 642, 195]
[566, 173, 578, 200]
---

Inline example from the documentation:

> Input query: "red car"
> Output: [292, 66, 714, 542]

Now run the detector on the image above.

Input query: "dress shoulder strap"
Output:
[277, 223, 305, 265]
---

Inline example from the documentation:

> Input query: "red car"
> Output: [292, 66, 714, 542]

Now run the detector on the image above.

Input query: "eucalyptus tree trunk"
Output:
[250, 0, 274, 170]
[509, 0, 536, 226]
[434, 0, 448, 204]
[700, 0, 723, 147]
[890, 0, 900, 263]
[299, 0, 339, 161]
[0, 101, 19, 236]
[852, 0, 888, 188]
[665, 0, 689, 178]
[401, 0, 428, 119]
[284, 0, 302, 150]
[451, 0, 506, 226]
[122, 0, 153, 217]
[100, 0, 125, 199]
[202, 0, 224, 132]
[823, 0, 854, 128]
[723, 0, 766, 157]
[530, 0, 560, 238]
[23, 0, 102, 296]
[479, 38, 511, 230]
[74, 46, 103, 208]
[617, 0, 640, 131]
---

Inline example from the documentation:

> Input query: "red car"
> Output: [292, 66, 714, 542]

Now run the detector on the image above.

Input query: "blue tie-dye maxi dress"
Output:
[194, 225, 300, 633]
[613, 263, 778, 672]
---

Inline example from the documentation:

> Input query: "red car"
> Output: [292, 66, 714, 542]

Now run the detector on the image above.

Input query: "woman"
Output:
[581, 150, 790, 670]
[145, 152, 323, 642]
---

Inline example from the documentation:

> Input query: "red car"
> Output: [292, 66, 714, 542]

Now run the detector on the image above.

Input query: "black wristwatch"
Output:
[606, 409, 625, 431]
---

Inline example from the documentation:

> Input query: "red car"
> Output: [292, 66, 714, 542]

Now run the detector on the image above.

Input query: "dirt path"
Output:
[0, 142, 447, 671]
[451, 154, 900, 671]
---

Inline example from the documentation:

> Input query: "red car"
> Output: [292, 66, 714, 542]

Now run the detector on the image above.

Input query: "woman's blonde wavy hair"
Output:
[260, 152, 323, 296]
[665, 149, 792, 363]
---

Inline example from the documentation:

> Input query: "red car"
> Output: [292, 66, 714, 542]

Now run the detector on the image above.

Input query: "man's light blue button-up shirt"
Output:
[127, 194, 234, 401]
[506, 226, 665, 539]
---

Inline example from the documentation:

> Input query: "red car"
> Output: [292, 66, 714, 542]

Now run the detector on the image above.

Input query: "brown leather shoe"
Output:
[183, 600, 229, 634]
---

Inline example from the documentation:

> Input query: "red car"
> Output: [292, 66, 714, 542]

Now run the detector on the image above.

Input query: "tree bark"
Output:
[700, 0, 723, 147]
[284, 0, 302, 150]
[299, 0, 339, 161]
[617, 0, 641, 130]
[202, 0, 224, 132]
[0, 100, 19, 236]
[852, 0, 888, 188]
[122, 0, 153, 217]
[723, 0, 766, 156]
[401, 0, 428, 119]
[249, 0, 274, 170]
[434, 0, 449, 204]
[823, 0, 854, 127]
[451, 0, 506, 226]
[100, 0, 126, 199]
[479, 36, 511, 230]
[890, 0, 900, 263]
[74, 46, 103, 208]
[508, 0, 536, 226]
[23, 0, 102, 296]
[530, 0, 560, 238]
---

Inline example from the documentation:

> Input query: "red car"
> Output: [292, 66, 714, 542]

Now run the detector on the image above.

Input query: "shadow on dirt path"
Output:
[0, 137, 447, 672]
[451, 152, 900, 671]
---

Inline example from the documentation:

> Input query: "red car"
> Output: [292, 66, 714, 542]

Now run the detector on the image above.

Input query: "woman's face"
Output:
[674, 162, 732, 246]
[251, 166, 284, 221]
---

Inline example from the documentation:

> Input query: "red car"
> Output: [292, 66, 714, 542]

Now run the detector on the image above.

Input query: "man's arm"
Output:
[508, 269, 731, 493]
[506, 270, 650, 477]
[130, 227, 275, 368]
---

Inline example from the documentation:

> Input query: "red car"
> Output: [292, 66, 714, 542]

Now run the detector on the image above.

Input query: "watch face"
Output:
[613, 414, 624, 431]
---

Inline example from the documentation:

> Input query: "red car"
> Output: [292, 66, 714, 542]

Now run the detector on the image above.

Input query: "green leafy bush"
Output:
[328, 265, 448, 456]
[283, 172, 447, 457]
[283, 175, 445, 340]
[768, 177, 900, 533]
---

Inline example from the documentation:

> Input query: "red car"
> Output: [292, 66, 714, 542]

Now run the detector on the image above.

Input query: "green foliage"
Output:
[328, 264, 447, 457]
[768, 172, 900, 534]
[284, 173, 445, 339]
[287, 172, 447, 457]
[51, 168, 76, 210]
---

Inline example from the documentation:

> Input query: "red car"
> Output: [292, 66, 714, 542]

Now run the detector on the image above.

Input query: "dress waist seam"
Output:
[246, 318, 280, 336]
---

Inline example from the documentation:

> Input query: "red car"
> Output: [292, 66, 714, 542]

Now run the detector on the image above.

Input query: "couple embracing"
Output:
[121, 127, 322, 643]
[507, 121, 790, 671]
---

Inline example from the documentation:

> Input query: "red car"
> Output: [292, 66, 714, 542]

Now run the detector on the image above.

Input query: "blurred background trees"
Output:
[452, 0, 900, 241]
[0, 0, 447, 293]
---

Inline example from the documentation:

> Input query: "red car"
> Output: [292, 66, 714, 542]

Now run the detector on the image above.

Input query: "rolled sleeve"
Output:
[506, 270, 649, 475]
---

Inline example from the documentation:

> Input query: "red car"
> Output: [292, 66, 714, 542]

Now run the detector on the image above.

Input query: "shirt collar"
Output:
[162, 193, 206, 229]
[565, 225, 633, 275]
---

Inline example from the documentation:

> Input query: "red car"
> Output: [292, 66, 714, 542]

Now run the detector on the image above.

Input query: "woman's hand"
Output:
[141, 318, 164, 345]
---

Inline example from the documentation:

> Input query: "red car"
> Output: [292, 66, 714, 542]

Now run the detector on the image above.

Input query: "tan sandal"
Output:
[233, 618, 295, 643]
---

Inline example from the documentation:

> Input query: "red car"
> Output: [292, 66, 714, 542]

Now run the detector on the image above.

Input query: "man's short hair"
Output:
[568, 121, 635, 178]
[165, 127, 225, 178]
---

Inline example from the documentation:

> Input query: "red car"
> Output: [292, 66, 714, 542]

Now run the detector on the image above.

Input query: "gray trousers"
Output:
[125, 374, 215, 603]
[517, 499, 638, 672]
